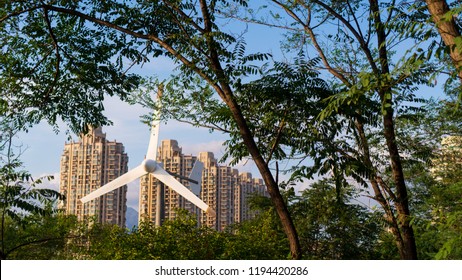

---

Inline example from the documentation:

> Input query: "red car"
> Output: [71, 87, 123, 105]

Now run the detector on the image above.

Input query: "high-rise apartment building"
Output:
[138, 139, 270, 230]
[198, 152, 219, 229]
[234, 172, 267, 223]
[59, 127, 128, 227]
[431, 135, 462, 183]
[217, 166, 238, 231]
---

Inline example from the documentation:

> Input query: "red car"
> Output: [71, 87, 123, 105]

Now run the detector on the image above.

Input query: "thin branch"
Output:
[42, 4, 221, 95]
[172, 118, 231, 133]
[385, 0, 397, 31]
[377, 176, 398, 202]
[0, 5, 41, 23]
[27, 47, 54, 76]
[161, 0, 211, 60]
[266, 116, 287, 165]
[271, 0, 352, 86]
[161, 0, 206, 34]
[217, 11, 302, 32]
[122, 45, 148, 76]
[4, 234, 82, 258]
[346, 0, 365, 40]
[311, 0, 380, 75]
[42, 6, 61, 99]
[275, 161, 279, 185]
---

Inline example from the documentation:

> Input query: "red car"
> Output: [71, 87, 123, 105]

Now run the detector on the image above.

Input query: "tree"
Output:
[289, 180, 382, 259]
[221, 0, 451, 259]
[417, 135, 462, 259]
[425, 0, 462, 83]
[0, 1, 141, 133]
[392, 95, 462, 259]
[67, 210, 227, 260]
[0, 123, 64, 259]
[223, 201, 290, 259]
[1, 0, 303, 258]
[2, 210, 79, 260]
[231, 183, 383, 260]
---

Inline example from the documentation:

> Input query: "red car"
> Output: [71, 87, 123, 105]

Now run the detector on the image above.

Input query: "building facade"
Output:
[431, 135, 462, 183]
[234, 172, 267, 223]
[198, 151, 219, 229]
[59, 127, 128, 227]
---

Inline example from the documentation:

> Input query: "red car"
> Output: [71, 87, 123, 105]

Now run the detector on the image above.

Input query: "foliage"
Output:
[66, 210, 226, 260]
[64, 199, 381, 260]
[227, 184, 385, 260]
[408, 141, 462, 259]
[0, 125, 64, 259]
[0, 0, 141, 133]
[223, 208, 290, 259]
[3, 211, 79, 260]
[398, 97, 462, 259]
[288, 180, 382, 259]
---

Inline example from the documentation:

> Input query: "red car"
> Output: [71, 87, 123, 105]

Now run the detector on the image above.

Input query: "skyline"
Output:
[17, 95, 267, 210]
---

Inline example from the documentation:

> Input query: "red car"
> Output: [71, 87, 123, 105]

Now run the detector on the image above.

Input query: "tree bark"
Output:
[425, 0, 462, 81]
[370, 0, 417, 259]
[355, 120, 408, 257]
[225, 93, 302, 259]
[382, 107, 417, 259]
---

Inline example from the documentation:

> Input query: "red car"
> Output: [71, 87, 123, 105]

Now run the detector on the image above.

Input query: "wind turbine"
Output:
[80, 90, 216, 218]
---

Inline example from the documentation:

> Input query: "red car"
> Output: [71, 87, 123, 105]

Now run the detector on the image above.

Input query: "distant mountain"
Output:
[125, 207, 138, 230]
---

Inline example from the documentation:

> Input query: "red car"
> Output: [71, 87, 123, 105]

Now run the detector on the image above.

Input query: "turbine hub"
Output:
[143, 159, 157, 173]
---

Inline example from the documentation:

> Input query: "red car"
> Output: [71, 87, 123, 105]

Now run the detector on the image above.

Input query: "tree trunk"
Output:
[370, 0, 418, 259]
[426, 0, 462, 81]
[219, 79, 302, 260]
[382, 109, 418, 259]
[355, 120, 409, 258]
[199, 0, 302, 259]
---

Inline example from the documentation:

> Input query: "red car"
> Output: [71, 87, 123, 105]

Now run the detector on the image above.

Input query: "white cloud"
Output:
[33, 172, 60, 191]
[182, 140, 226, 157]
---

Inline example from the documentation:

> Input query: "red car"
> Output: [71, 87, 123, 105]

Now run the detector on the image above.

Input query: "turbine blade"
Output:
[81, 165, 146, 203]
[152, 166, 215, 217]
[146, 89, 162, 160]
[145, 116, 160, 160]
[189, 161, 203, 196]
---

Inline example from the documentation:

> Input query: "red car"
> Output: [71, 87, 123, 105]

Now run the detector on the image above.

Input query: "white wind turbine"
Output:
[80, 90, 216, 218]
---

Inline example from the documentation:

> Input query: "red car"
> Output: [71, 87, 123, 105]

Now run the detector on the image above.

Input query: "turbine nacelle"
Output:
[143, 159, 157, 173]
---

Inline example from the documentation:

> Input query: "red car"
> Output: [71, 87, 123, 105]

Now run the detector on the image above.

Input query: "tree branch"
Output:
[311, 0, 380, 75]
[0, 5, 41, 23]
[42, 4, 220, 94]
[272, 0, 352, 86]
[42, 6, 61, 99]
[266, 116, 287, 165]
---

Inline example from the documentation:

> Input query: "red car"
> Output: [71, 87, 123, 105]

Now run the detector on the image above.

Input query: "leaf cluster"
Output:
[1, 1, 143, 133]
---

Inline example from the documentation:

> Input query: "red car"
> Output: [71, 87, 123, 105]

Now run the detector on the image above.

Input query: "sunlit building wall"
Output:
[59, 127, 128, 227]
